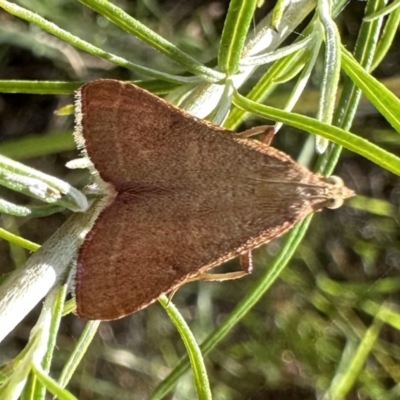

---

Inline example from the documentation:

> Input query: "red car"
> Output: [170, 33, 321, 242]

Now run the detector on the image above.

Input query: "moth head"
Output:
[323, 175, 354, 209]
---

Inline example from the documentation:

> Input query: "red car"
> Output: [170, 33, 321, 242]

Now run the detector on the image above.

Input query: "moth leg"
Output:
[166, 289, 178, 306]
[193, 270, 249, 282]
[184, 252, 253, 283]
[236, 125, 276, 145]
[165, 253, 254, 303]
[261, 127, 275, 145]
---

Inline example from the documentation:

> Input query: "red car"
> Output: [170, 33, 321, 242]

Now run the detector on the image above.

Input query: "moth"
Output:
[73, 79, 354, 320]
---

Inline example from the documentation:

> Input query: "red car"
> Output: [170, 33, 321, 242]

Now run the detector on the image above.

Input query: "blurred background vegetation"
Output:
[1, 0, 400, 399]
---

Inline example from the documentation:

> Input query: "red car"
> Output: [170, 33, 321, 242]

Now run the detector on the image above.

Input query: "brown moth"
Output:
[73, 79, 354, 320]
